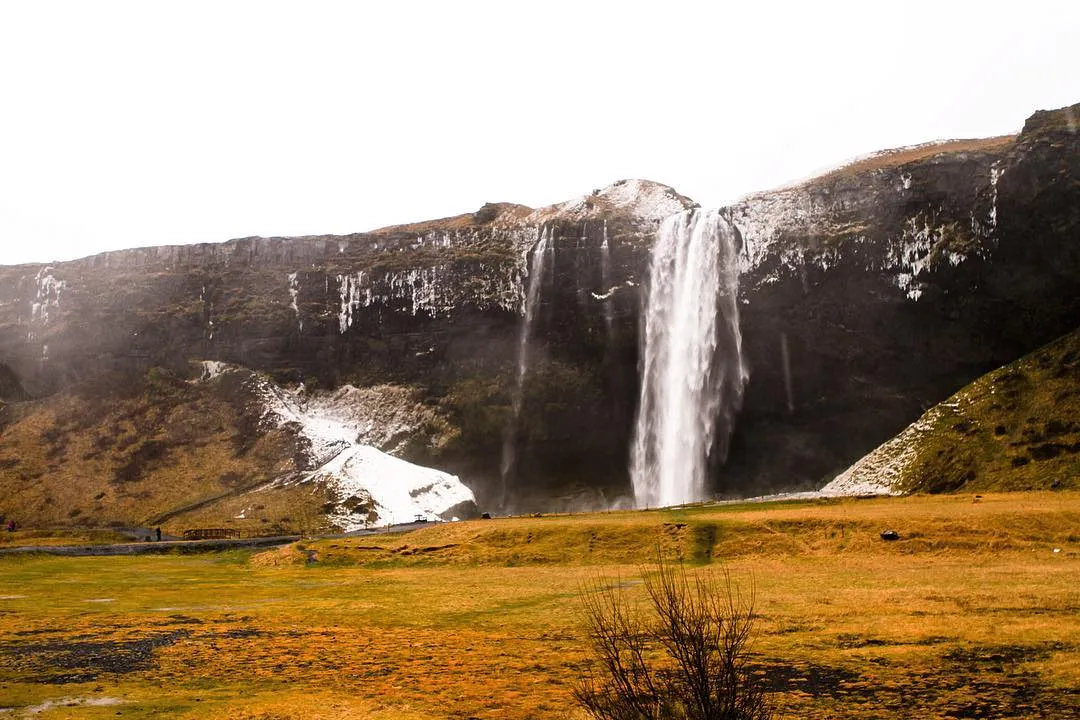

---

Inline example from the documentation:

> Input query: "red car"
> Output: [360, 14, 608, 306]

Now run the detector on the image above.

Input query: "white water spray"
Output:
[500, 225, 553, 505]
[630, 209, 748, 508]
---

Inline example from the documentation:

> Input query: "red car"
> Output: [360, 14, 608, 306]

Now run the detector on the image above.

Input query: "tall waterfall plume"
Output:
[630, 209, 748, 508]
[500, 225, 552, 507]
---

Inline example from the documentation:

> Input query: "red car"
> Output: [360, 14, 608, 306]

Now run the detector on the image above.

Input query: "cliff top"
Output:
[737, 103, 1077, 202]
[526, 179, 695, 225]
[1020, 101, 1080, 138]
[369, 179, 696, 237]
[808, 135, 1016, 185]
[7, 101, 1077, 269]
[0, 179, 695, 271]
[369, 202, 534, 237]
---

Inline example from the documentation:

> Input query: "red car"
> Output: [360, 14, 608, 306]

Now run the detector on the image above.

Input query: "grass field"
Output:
[1, 492, 1078, 719]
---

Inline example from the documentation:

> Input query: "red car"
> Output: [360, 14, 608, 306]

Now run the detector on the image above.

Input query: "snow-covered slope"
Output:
[301, 445, 473, 529]
[201, 361, 475, 529]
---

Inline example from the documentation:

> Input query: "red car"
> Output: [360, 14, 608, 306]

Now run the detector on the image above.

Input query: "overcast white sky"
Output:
[0, 1, 1077, 266]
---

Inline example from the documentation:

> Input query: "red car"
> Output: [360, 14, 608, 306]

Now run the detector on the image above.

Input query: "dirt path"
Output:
[0, 535, 301, 557]
[142, 478, 278, 527]
[0, 518, 454, 558]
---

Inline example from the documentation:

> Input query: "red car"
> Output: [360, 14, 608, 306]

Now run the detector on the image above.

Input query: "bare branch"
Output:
[574, 548, 772, 720]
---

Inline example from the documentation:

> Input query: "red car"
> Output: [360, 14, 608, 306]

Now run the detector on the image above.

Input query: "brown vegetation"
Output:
[810, 136, 1015, 186]
[576, 554, 771, 720]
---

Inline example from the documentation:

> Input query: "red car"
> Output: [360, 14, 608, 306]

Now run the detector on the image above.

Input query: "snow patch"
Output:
[305, 445, 473, 529]
[197, 360, 230, 381]
[238, 369, 474, 529]
[599, 179, 691, 222]
[527, 179, 691, 225]
[818, 473, 898, 497]
[821, 403, 952, 496]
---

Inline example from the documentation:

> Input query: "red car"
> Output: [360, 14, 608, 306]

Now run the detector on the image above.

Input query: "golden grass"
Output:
[302, 492, 1080, 567]
[811, 135, 1015, 186]
[0, 493, 1077, 718]
[0, 372, 323, 536]
[0, 528, 130, 547]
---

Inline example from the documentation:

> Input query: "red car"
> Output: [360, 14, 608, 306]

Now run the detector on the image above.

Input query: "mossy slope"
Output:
[834, 328, 1080, 494]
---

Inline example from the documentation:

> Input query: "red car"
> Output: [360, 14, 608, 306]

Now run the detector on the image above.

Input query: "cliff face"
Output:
[724, 105, 1080, 492]
[0, 105, 1077, 517]
[0, 180, 692, 512]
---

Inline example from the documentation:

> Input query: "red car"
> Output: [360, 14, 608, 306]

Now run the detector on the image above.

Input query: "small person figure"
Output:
[155, 527, 162, 542]
[6, 520, 15, 532]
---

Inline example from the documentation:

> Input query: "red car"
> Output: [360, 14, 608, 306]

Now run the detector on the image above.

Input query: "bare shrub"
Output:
[574, 554, 771, 720]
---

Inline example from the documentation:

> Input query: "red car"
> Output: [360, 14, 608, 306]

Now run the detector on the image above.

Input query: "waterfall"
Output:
[599, 220, 615, 340]
[630, 209, 748, 508]
[500, 225, 553, 506]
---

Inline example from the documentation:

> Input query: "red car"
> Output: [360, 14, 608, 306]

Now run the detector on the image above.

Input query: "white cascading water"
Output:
[500, 225, 553, 506]
[630, 208, 748, 508]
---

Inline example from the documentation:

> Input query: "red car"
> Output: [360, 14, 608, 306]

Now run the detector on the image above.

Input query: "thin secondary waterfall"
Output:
[599, 220, 616, 340]
[630, 209, 748, 508]
[500, 225, 552, 506]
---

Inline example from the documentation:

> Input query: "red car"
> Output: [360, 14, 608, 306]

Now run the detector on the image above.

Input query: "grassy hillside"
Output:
[0, 493, 1077, 719]
[833, 327, 1080, 494]
[274, 492, 1080, 568]
[0, 367, 329, 536]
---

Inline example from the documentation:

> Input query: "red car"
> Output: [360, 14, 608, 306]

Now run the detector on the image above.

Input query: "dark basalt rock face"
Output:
[724, 104, 1080, 493]
[0, 105, 1077, 509]
[0, 180, 691, 510]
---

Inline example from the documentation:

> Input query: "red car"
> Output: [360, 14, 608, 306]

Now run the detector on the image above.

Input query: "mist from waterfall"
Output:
[630, 209, 748, 508]
[500, 225, 552, 507]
